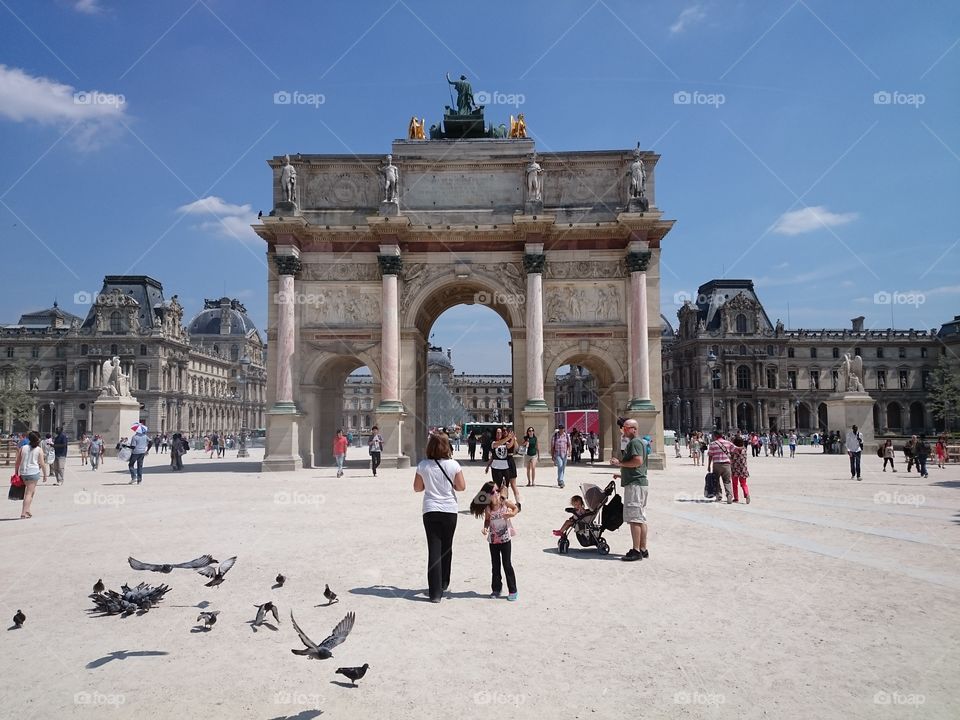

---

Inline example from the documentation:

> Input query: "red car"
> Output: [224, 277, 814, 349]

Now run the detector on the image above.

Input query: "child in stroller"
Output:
[555, 481, 622, 555]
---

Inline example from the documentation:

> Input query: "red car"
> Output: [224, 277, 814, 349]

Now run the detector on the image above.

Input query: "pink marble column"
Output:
[523, 252, 547, 409]
[377, 252, 403, 409]
[627, 251, 653, 410]
[273, 254, 301, 408]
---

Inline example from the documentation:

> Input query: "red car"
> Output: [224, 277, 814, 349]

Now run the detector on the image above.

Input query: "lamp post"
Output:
[672, 395, 681, 454]
[707, 351, 718, 432]
[237, 352, 251, 458]
[794, 399, 800, 433]
[48, 401, 55, 435]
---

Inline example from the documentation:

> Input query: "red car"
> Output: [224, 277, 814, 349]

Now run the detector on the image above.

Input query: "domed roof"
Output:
[660, 314, 675, 337]
[187, 298, 259, 337]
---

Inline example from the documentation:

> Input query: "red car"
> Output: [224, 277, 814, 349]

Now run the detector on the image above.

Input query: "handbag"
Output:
[118, 447, 132, 462]
[9, 473, 25, 501]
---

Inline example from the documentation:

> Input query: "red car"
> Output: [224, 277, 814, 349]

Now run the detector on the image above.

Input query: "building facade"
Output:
[0, 276, 266, 438]
[665, 279, 947, 437]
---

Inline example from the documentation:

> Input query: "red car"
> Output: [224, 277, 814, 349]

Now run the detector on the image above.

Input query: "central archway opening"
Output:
[404, 277, 522, 462]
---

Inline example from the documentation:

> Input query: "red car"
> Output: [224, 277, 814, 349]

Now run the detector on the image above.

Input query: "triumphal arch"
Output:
[255, 90, 674, 472]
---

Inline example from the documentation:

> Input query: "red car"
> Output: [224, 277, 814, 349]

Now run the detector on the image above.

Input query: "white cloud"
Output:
[73, 0, 102, 14]
[771, 206, 859, 236]
[670, 5, 707, 34]
[177, 196, 258, 242]
[0, 64, 126, 149]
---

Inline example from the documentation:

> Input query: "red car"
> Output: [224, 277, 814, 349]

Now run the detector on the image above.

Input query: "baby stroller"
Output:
[557, 480, 623, 555]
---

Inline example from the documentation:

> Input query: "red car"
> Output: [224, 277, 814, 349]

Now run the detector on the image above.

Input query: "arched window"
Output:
[735, 314, 747, 333]
[110, 344, 118, 356]
[767, 345, 774, 356]
[832, 347, 840, 359]
[213, 344, 220, 356]
[109, 311, 122, 333]
[736, 365, 752, 390]
[766, 368, 777, 389]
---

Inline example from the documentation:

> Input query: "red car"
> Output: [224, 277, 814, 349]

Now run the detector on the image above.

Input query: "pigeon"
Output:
[129, 555, 217, 574]
[197, 556, 237, 588]
[323, 584, 338, 604]
[290, 610, 355, 660]
[336, 664, 369, 686]
[275, 574, 286, 587]
[253, 602, 280, 627]
[257, 210, 263, 219]
[197, 611, 219, 629]
[90, 582, 171, 616]
[13, 610, 25, 628]
[93, 579, 105, 594]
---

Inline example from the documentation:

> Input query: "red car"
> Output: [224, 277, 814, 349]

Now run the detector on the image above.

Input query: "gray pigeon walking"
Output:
[253, 602, 280, 627]
[290, 610, 355, 660]
[13, 609, 25, 628]
[197, 557, 237, 588]
[336, 663, 369, 686]
[93, 579, 105, 594]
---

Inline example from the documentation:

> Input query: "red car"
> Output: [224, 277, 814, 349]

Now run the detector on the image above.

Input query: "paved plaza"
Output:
[1, 446, 957, 719]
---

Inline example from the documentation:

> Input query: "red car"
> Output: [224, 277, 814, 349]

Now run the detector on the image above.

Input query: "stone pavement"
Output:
[0, 446, 956, 719]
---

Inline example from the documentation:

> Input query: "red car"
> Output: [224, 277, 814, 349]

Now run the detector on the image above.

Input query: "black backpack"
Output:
[602, 495, 624, 531]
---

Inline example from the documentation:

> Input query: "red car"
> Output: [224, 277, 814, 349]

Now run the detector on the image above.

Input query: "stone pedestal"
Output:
[632, 407, 664, 470]
[520, 408, 552, 461]
[379, 201, 400, 217]
[627, 196, 649, 213]
[92, 395, 141, 457]
[263, 409, 303, 473]
[373, 410, 410, 469]
[272, 201, 299, 216]
[826, 392, 877, 453]
[524, 199, 543, 216]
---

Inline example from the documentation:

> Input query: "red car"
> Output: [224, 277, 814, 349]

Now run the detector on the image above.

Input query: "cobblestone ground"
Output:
[1, 445, 957, 719]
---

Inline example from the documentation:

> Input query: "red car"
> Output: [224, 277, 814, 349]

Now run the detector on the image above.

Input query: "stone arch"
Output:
[798, 402, 812, 430]
[399, 275, 521, 460]
[299, 347, 381, 467]
[908, 401, 925, 433]
[545, 343, 627, 461]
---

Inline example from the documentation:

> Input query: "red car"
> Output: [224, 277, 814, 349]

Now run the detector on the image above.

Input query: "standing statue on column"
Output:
[526, 152, 543, 202]
[280, 154, 297, 204]
[379, 154, 399, 204]
[628, 144, 646, 199]
[446, 73, 475, 115]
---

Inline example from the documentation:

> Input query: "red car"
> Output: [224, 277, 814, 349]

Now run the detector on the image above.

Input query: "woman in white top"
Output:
[413, 432, 466, 603]
[15, 431, 48, 519]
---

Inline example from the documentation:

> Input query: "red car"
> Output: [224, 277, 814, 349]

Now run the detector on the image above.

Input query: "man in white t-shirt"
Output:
[845, 424, 863, 481]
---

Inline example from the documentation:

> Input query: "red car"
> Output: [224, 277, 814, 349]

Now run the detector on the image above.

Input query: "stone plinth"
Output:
[379, 201, 400, 217]
[373, 409, 410, 469]
[632, 407, 665, 470]
[92, 395, 141, 457]
[272, 201, 299, 216]
[826, 392, 877, 453]
[262, 408, 304, 473]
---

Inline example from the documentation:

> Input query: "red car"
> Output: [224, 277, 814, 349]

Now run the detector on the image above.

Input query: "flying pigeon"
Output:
[275, 574, 286, 587]
[253, 602, 280, 627]
[93, 579, 105, 594]
[323, 584, 338, 604]
[129, 555, 217, 574]
[336, 664, 369, 686]
[197, 556, 237, 588]
[290, 610, 355, 660]
[197, 611, 219, 629]
[13, 610, 25, 628]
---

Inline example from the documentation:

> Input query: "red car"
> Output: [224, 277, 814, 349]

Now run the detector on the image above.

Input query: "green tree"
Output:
[928, 354, 960, 432]
[0, 362, 35, 433]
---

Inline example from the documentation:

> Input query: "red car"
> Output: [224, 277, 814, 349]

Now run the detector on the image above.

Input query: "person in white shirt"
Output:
[845, 424, 864, 481]
[368, 426, 384, 476]
[413, 433, 466, 603]
[15, 431, 48, 518]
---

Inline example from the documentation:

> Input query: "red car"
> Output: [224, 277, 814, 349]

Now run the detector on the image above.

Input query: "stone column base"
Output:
[262, 410, 303, 473]
[630, 406, 664, 470]
[521, 407, 553, 459]
[375, 410, 410, 468]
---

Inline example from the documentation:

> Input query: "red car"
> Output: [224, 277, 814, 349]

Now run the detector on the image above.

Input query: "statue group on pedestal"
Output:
[99, 356, 132, 398]
[838, 353, 865, 393]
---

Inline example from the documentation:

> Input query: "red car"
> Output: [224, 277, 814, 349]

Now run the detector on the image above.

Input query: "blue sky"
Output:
[1, 0, 958, 375]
